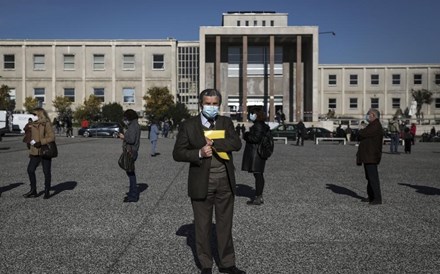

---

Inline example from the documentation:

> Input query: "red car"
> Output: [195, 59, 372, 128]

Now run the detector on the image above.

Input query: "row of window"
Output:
[16, 87, 137, 104]
[236, 20, 275, 27]
[328, 97, 440, 110]
[2, 54, 165, 71]
[328, 73, 440, 86]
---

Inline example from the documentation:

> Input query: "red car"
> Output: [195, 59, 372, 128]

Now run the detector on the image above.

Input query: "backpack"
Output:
[257, 127, 274, 159]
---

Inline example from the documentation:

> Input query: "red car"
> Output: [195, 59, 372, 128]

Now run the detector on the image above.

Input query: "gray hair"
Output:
[368, 108, 380, 119]
[199, 89, 222, 105]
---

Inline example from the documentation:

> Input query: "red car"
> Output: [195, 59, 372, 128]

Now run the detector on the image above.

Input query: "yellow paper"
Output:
[204, 130, 225, 139]
[212, 147, 230, 161]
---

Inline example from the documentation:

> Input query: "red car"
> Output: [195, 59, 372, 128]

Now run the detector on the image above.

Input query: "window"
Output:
[153, 54, 164, 70]
[93, 54, 105, 70]
[328, 74, 337, 85]
[414, 74, 422, 85]
[245, 21, 249, 26]
[371, 74, 379, 85]
[435, 74, 440, 85]
[270, 20, 274, 26]
[93, 88, 105, 102]
[123, 54, 135, 70]
[3, 54, 15, 69]
[370, 98, 379, 109]
[33, 55, 45, 70]
[392, 98, 400, 109]
[392, 74, 400, 85]
[262, 20, 266, 26]
[123, 88, 135, 103]
[64, 88, 75, 102]
[8, 88, 16, 104]
[328, 98, 336, 109]
[349, 98, 358, 109]
[253, 20, 257, 26]
[63, 54, 75, 70]
[349, 74, 358, 85]
[34, 88, 45, 105]
[236, 21, 240, 26]
[436, 98, 440, 109]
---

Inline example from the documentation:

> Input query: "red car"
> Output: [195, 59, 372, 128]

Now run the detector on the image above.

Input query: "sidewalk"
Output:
[0, 136, 439, 273]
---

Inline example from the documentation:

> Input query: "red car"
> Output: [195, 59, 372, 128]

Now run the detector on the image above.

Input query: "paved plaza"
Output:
[0, 133, 439, 273]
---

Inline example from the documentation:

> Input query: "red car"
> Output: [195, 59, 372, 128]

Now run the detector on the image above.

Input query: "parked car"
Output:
[271, 123, 297, 140]
[304, 127, 333, 140]
[78, 122, 121, 138]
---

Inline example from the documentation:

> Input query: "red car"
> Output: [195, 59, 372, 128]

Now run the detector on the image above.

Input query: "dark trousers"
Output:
[253, 173, 265, 196]
[296, 135, 304, 146]
[191, 173, 235, 269]
[126, 171, 138, 199]
[364, 164, 382, 202]
[27, 155, 52, 191]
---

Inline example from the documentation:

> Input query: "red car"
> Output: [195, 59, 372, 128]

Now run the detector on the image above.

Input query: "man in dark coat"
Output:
[357, 108, 384, 205]
[173, 89, 245, 274]
[296, 120, 306, 146]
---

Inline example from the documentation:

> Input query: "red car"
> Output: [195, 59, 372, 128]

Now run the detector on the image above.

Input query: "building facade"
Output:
[0, 12, 439, 122]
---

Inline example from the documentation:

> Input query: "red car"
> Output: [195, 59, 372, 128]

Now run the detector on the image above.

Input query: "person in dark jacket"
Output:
[241, 108, 269, 205]
[356, 108, 383, 205]
[118, 109, 141, 203]
[296, 120, 306, 146]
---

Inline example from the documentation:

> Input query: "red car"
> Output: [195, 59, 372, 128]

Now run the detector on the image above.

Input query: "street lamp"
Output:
[319, 31, 336, 36]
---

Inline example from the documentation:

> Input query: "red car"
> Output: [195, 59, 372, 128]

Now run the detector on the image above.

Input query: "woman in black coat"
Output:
[241, 109, 270, 205]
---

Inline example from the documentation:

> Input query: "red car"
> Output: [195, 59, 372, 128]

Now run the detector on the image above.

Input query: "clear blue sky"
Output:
[1, 0, 438, 64]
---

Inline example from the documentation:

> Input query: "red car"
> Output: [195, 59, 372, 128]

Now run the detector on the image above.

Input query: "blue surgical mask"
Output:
[202, 105, 219, 119]
[123, 119, 129, 126]
[249, 113, 257, 121]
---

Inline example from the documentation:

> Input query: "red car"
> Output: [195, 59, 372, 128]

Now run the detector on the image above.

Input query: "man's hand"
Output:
[205, 137, 213, 146]
[200, 143, 213, 158]
[34, 142, 41, 148]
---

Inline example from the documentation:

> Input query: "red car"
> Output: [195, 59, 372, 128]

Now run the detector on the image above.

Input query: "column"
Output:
[52, 44, 56, 111]
[296, 35, 302, 122]
[215, 36, 221, 92]
[269, 35, 275, 121]
[242, 36, 248, 121]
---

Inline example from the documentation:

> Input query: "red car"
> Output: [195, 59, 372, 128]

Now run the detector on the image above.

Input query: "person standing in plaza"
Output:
[345, 124, 352, 142]
[118, 109, 141, 203]
[296, 120, 306, 146]
[173, 89, 245, 274]
[149, 120, 159, 157]
[388, 117, 400, 154]
[241, 108, 270, 205]
[356, 108, 383, 205]
[23, 108, 55, 199]
[410, 123, 416, 145]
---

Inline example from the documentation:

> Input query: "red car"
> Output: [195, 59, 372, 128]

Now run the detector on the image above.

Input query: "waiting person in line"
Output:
[23, 108, 55, 199]
[118, 109, 141, 203]
[296, 120, 306, 146]
[336, 124, 346, 144]
[149, 120, 159, 157]
[388, 117, 400, 154]
[356, 108, 383, 205]
[242, 108, 270, 205]
[403, 127, 413, 154]
[345, 124, 352, 142]
[65, 116, 73, 138]
[173, 89, 245, 274]
[410, 123, 416, 145]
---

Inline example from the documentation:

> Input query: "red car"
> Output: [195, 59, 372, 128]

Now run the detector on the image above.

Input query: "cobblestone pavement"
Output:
[1, 134, 439, 273]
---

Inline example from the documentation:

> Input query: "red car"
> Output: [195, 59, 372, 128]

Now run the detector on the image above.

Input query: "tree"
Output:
[102, 102, 124, 122]
[143, 86, 174, 121]
[166, 102, 191, 128]
[52, 96, 73, 119]
[73, 95, 102, 122]
[0, 84, 15, 111]
[411, 89, 433, 118]
[23, 97, 39, 113]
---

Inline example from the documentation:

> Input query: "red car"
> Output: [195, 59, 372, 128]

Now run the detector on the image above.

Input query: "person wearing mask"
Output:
[118, 109, 141, 203]
[356, 109, 384, 205]
[173, 89, 245, 274]
[23, 108, 55, 199]
[241, 108, 270, 205]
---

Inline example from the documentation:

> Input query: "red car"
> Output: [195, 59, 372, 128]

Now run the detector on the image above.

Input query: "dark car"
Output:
[78, 122, 121, 138]
[305, 127, 333, 140]
[271, 123, 297, 141]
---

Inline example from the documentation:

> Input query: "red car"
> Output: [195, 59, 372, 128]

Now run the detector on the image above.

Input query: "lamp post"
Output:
[319, 31, 336, 36]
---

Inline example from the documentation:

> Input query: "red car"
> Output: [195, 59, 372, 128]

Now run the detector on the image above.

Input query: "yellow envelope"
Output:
[204, 130, 225, 139]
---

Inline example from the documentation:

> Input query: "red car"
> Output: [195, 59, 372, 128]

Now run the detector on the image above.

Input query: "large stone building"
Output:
[1, 11, 439, 122]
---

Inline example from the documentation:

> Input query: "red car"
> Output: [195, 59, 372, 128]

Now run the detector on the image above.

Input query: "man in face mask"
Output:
[356, 108, 384, 205]
[173, 89, 245, 274]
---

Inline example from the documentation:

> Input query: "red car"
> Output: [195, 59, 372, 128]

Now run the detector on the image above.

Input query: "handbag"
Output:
[40, 142, 58, 159]
[118, 147, 135, 172]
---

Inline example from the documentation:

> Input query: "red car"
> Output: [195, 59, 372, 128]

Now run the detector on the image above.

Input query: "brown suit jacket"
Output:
[173, 114, 242, 199]
[357, 119, 383, 164]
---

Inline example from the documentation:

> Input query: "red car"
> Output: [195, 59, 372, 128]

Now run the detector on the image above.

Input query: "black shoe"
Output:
[123, 196, 139, 203]
[201, 268, 212, 274]
[23, 190, 38, 198]
[369, 200, 382, 205]
[360, 197, 371, 202]
[218, 266, 246, 274]
[43, 190, 51, 199]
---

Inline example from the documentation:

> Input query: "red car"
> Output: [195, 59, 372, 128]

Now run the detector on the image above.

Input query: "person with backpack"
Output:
[241, 108, 272, 206]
